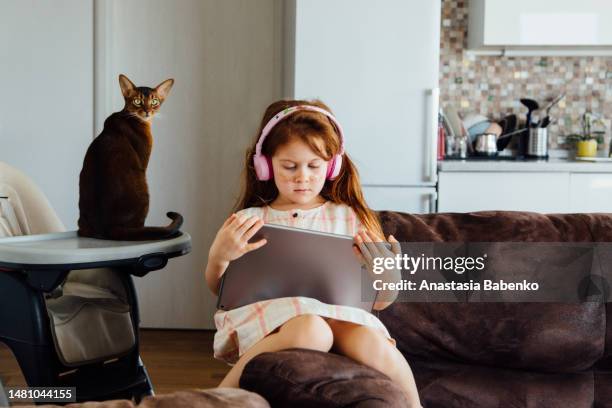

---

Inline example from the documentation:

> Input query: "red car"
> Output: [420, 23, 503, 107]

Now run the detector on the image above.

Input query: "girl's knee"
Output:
[344, 327, 395, 369]
[279, 314, 333, 352]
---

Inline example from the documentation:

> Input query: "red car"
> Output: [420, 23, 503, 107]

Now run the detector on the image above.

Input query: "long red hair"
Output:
[234, 99, 383, 238]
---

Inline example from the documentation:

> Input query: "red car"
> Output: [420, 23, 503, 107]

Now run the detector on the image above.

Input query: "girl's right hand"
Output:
[208, 213, 267, 266]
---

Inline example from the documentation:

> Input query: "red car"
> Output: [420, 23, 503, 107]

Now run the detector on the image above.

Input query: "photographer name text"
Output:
[373, 279, 540, 291]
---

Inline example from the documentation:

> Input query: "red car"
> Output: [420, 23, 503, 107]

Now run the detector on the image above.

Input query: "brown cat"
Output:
[78, 74, 183, 240]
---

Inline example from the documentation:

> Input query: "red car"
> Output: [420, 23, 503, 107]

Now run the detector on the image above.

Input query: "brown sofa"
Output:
[20, 211, 612, 407]
[240, 210, 612, 408]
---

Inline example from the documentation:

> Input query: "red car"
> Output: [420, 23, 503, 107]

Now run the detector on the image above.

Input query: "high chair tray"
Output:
[0, 231, 191, 270]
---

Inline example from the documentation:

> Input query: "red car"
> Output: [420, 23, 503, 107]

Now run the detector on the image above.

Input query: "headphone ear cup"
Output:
[265, 156, 274, 179]
[326, 154, 343, 180]
[254, 154, 272, 181]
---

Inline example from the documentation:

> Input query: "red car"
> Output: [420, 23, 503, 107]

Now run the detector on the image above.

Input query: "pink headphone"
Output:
[253, 105, 345, 181]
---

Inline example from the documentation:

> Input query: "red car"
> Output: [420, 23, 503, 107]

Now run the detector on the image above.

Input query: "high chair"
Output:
[0, 161, 191, 404]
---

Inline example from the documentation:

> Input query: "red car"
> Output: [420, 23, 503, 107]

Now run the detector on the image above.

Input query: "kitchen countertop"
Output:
[438, 157, 612, 173]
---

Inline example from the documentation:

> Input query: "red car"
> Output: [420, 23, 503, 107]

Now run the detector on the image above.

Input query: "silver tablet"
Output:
[216, 224, 378, 312]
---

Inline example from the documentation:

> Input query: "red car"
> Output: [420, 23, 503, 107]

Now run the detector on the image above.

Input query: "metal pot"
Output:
[473, 133, 498, 156]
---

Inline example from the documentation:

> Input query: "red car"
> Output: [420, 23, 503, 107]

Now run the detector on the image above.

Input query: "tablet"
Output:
[216, 224, 378, 312]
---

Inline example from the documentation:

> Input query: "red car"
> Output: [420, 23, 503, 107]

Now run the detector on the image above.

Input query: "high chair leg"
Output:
[132, 358, 154, 403]
[2, 338, 60, 388]
[0, 378, 9, 407]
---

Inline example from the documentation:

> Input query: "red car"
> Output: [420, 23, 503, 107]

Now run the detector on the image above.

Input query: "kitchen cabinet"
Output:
[284, 0, 441, 212]
[438, 158, 612, 213]
[363, 187, 436, 214]
[468, 0, 612, 55]
[569, 173, 612, 212]
[438, 172, 570, 213]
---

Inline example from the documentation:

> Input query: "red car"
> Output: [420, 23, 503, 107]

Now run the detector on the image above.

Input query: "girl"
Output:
[205, 99, 421, 407]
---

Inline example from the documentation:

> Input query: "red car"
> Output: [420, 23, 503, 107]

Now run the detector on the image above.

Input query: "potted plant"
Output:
[567, 112, 604, 157]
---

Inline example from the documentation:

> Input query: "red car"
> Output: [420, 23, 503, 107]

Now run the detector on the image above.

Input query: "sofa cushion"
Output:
[410, 359, 595, 408]
[379, 302, 604, 373]
[31, 389, 270, 408]
[241, 349, 409, 407]
[376, 211, 611, 372]
[378, 211, 612, 243]
[595, 371, 612, 408]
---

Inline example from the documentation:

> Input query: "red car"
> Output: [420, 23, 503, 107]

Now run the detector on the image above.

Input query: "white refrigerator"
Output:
[284, 0, 441, 213]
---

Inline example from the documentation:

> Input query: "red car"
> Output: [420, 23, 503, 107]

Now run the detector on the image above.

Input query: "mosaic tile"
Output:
[440, 0, 612, 149]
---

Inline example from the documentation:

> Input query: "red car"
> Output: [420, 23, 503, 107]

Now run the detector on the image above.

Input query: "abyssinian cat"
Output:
[78, 74, 183, 240]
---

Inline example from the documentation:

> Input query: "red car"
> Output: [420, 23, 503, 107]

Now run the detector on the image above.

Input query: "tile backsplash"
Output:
[440, 0, 612, 149]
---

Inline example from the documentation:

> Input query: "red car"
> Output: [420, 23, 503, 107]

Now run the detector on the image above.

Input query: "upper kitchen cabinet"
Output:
[283, 0, 441, 187]
[468, 0, 612, 55]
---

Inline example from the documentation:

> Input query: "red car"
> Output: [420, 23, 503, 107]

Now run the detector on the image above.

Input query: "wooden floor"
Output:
[139, 329, 230, 394]
[0, 329, 230, 403]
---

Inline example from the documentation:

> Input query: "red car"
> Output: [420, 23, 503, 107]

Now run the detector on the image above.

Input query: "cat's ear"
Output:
[118, 74, 136, 97]
[154, 78, 174, 99]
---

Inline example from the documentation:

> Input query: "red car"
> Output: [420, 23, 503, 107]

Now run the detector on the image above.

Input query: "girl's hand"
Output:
[208, 213, 267, 266]
[352, 230, 401, 270]
[352, 230, 402, 309]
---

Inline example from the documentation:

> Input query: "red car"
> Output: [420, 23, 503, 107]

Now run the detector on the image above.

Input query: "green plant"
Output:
[566, 112, 605, 144]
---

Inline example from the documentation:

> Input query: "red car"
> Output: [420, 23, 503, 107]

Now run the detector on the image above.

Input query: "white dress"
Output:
[213, 201, 393, 364]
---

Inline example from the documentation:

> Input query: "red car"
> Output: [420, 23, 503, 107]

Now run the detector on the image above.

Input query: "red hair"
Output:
[234, 99, 383, 238]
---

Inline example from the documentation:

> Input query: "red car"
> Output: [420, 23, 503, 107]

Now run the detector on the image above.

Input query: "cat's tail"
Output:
[104, 211, 184, 241]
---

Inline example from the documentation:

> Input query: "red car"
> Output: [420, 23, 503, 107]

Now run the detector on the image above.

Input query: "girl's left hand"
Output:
[353, 230, 402, 309]
[352, 230, 401, 271]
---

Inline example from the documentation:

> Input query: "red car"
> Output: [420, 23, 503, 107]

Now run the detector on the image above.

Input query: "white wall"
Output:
[0, 0, 94, 228]
[0, 0, 283, 329]
[100, 0, 283, 328]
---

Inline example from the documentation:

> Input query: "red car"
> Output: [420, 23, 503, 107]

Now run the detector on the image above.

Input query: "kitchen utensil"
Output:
[457, 135, 469, 159]
[535, 93, 564, 128]
[484, 122, 503, 136]
[439, 108, 455, 138]
[437, 113, 445, 160]
[463, 114, 489, 130]
[473, 133, 498, 156]
[520, 98, 539, 157]
[527, 127, 548, 158]
[468, 121, 491, 141]
[496, 127, 528, 141]
[496, 114, 518, 151]
[445, 106, 465, 140]
[445, 132, 456, 157]
[544, 92, 565, 116]
[520, 98, 539, 127]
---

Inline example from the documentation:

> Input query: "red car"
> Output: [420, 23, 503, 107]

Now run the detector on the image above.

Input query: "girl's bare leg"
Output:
[327, 319, 422, 408]
[218, 314, 333, 388]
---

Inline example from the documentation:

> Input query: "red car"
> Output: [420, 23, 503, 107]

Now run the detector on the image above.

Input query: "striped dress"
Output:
[213, 201, 393, 364]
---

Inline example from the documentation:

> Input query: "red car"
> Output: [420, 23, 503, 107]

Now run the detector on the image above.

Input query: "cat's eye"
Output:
[132, 98, 142, 106]
[151, 98, 160, 106]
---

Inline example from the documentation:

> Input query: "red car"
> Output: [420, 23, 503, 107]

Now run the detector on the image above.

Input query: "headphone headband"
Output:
[255, 105, 345, 156]
[253, 104, 345, 181]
